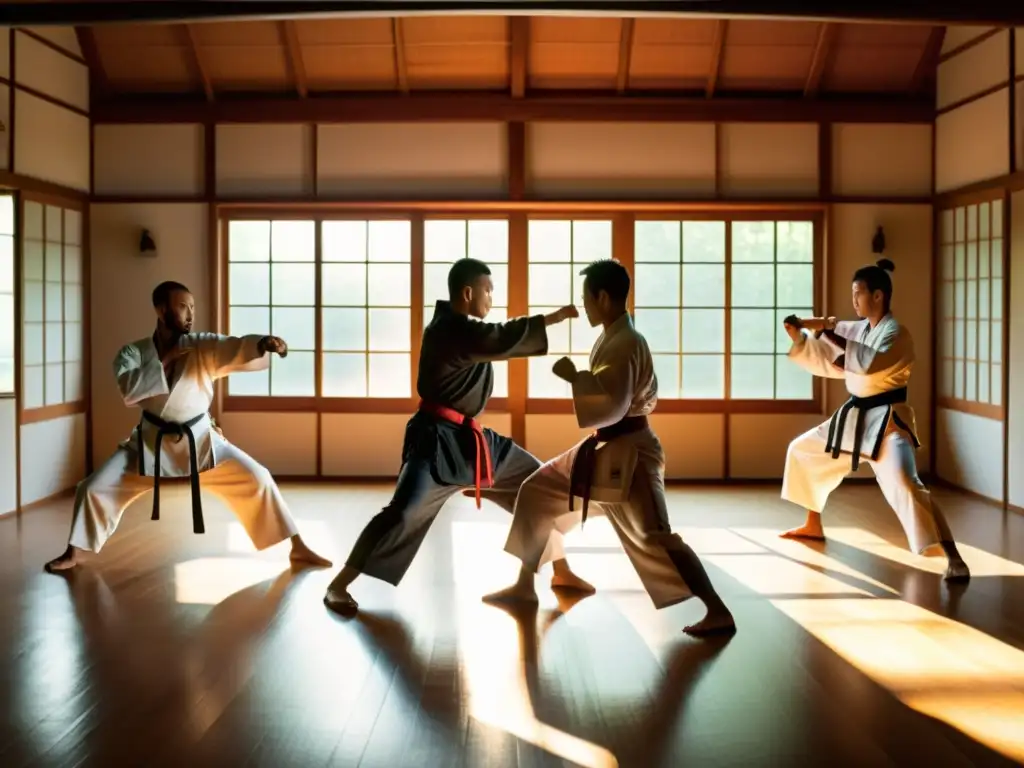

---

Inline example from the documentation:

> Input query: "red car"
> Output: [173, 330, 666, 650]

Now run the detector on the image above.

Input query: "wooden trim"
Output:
[223, 396, 511, 414]
[936, 397, 1004, 421]
[804, 23, 836, 98]
[89, 93, 935, 125]
[508, 212, 528, 445]
[182, 24, 214, 102]
[392, 19, 409, 94]
[12, 487, 74, 516]
[20, 401, 87, 425]
[615, 18, 635, 94]
[934, 176, 1022, 206]
[509, 17, 529, 98]
[1005, 35, 1016, 510]
[0, 76, 90, 119]
[935, 80, 1010, 117]
[526, 398, 822, 415]
[281, 21, 308, 99]
[912, 27, 945, 93]
[0, 170, 90, 203]
[74, 26, 106, 99]
[706, 21, 726, 99]
[409, 212, 424, 403]
[6, 30, 13, 171]
[15, 28, 87, 66]
[937, 27, 1003, 64]
[11, 188, 22, 512]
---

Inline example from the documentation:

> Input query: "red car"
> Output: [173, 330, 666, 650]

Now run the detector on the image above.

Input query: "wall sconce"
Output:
[139, 228, 157, 257]
[872, 225, 886, 255]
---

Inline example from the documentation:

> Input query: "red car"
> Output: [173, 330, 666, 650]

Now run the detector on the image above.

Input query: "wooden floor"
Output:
[2, 481, 1024, 768]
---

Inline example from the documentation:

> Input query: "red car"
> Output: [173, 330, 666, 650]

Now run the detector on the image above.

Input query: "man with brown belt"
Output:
[323, 258, 591, 615]
[483, 259, 736, 637]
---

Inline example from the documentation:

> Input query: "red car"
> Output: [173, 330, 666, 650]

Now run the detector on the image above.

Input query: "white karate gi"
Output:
[502, 313, 693, 610]
[782, 313, 953, 554]
[67, 333, 299, 553]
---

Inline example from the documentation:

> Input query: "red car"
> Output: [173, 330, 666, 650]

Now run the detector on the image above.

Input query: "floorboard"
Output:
[2, 481, 1023, 767]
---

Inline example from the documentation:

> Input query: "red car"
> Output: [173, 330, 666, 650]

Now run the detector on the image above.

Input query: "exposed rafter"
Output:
[392, 18, 409, 94]
[281, 20, 308, 98]
[706, 20, 727, 98]
[509, 16, 529, 98]
[90, 93, 934, 125]
[74, 26, 107, 97]
[182, 24, 214, 102]
[804, 22, 837, 98]
[912, 26, 945, 93]
[616, 18, 635, 94]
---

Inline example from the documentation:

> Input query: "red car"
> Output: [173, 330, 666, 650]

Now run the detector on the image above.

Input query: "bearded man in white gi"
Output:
[779, 258, 970, 582]
[44, 281, 331, 572]
[483, 259, 736, 637]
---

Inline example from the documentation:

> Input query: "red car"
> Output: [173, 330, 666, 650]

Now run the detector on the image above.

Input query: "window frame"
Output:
[0, 192, 15, 400]
[17, 190, 89, 426]
[217, 204, 825, 417]
[934, 188, 1006, 422]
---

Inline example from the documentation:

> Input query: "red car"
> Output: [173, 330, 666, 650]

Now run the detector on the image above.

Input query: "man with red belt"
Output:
[323, 258, 588, 615]
[484, 259, 736, 637]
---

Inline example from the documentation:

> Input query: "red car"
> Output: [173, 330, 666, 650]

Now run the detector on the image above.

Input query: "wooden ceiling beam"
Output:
[616, 18, 635, 94]
[804, 22, 837, 98]
[182, 24, 214, 102]
[91, 93, 934, 125]
[912, 26, 946, 93]
[392, 18, 409, 93]
[75, 27, 107, 97]
[509, 16, 529, 98]
[706, 20, 726, 98]
[281, 21, 308, 98]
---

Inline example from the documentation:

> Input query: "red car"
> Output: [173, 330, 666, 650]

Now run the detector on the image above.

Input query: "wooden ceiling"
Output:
[84, 16, 944, 101]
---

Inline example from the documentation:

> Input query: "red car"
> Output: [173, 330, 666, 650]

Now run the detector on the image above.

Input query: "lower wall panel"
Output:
[218, 412, 318, 477]
[19, 413, 87, 505]
[0, 399, 16, 515]
[935, 407, 1004, 501]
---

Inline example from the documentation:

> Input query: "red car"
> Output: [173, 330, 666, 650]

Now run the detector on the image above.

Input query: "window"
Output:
[424, 218, 509, 398]
[526, 219, 609, 398]
[937, 199, 1004, 415]
[0, 195, 13, 394]
[21, 200, 85, 410]
[227, 220, 317, 397]
[633, 217, 816, 402]
[225, 218, 413, 399]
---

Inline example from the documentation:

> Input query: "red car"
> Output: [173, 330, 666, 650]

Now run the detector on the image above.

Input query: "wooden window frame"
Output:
[935, 188, 1006, 422]
[0, 192, 15, 400]
[218, 202, 825, 417]
[18, 191, 89, 426]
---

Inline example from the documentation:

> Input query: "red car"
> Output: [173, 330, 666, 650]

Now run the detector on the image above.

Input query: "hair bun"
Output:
[876, 258, 895, 273]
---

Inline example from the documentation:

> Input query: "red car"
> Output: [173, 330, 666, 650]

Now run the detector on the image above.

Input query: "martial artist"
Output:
[484, 259, 737, 637]
[779, 258, 970, 581]
[44, 281, 331, 572]
[323, 258, 589, 615]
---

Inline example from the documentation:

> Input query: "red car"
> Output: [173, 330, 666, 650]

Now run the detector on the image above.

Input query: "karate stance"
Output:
[484, 259, 736, 637]
[44, 281, 331, 572]
[324, 258, 590, 614]
[780, 259, 970, 581]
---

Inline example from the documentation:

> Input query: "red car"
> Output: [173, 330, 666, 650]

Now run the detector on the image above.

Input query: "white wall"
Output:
[5, 28, 91, 508]
[90, 113, 932, 479]
[1009, 190, 1024, 508]
[932, 26, 1015, 502]
[0, 400, 16, 515]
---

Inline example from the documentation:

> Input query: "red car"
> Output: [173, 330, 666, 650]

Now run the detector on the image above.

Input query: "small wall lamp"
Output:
[139, 229, 157, 256]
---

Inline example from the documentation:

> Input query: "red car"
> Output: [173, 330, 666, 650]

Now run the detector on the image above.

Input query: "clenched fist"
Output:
[258, 335, 288, 358]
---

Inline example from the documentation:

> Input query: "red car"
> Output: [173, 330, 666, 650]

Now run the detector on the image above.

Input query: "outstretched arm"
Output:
[113, 344, 168, 406]
[187, 333, 271, 379]
[568, 354, 636, 430]
[785, 329, 846, 380]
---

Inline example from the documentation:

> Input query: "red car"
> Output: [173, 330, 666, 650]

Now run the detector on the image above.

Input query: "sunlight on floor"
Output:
[705, 554, 873, 595]
[173, 558, 289, 605]
[225, 521, 336, 558]
[771, 598, 1024, 762]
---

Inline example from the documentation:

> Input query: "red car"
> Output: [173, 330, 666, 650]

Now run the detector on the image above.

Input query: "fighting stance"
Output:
[44, 281, 331, 572]
[323, 258, 588, 614]
[780, 259, 970, 581]
[484, 259, 736, 637]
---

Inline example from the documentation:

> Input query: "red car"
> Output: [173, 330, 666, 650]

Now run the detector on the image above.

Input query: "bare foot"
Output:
[550, 570, 596, 594]
[483, 583, 539, 606]
[944, 559, 971, 583]
[44, 546, 80, 573]
[684, 610, 737, 637]
[324, 586, 358, 616]
[779, 523, 825, 542]
[289, 540, 333, 568]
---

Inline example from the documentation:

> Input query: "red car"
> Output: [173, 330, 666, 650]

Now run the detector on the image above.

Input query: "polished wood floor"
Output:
[2, 480, 1024, 768]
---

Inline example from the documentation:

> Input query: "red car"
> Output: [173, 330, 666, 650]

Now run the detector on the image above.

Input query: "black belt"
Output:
[825, 387, 918, 471]
[137, 411, 206, 534]
[569, 415, 648, 525]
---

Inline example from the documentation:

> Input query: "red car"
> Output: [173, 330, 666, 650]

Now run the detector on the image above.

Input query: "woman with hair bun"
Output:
[776, 257, 970, 583]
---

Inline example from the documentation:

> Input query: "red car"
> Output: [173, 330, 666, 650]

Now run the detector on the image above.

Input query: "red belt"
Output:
[419, 400, 493, 509]
[569, 415, 649, 525]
